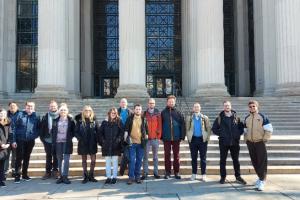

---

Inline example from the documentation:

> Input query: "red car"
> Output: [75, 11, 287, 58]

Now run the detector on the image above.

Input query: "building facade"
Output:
[1, 0, 300, 98]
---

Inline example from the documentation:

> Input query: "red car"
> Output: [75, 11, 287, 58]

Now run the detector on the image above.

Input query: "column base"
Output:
[115, 84, 149, 98]
[254, 87, 276, 97]
[0, 91, 8, 99]
[275, 83, 300, 96]
[191, 84, 230, 97]
[32, 85, 69, 99]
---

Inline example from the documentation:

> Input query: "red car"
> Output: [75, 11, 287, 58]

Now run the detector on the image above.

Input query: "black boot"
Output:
[89, 172, 98, 182]
[82, 171, 89, 184]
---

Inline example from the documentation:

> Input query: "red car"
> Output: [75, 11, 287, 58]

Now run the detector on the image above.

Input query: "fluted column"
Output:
[34, 0, 68, 98]
[0, 0, 4, 97]
[182, 0, 229, 97]
[275, 0, 300, 96]
[253, 0, 277, 96]
[0, 0, 17, 97]
[115, 0, 149, 98]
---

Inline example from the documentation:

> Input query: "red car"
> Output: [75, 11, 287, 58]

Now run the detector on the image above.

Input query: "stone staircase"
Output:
[1, 96, 300, 176]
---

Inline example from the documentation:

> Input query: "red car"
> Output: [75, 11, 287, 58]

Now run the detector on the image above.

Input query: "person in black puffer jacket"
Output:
[212, 100, 246, 185]
[98, 107, 123, 185]
[75, 105, 99, 184]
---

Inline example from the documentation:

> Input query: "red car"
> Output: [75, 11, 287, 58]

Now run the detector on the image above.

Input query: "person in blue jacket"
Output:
[11, 101, 40, 184]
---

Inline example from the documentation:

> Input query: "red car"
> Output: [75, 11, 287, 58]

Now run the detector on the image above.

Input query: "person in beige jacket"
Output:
[244, 100, 273, 191]
[186, 103, 211, 181]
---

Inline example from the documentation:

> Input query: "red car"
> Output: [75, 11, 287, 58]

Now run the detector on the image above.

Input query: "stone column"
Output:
[0, 0, 4, 97]
[34, 0, 68, 98]
[115, 0, 149, 98]
[66, 0, 80, 97]
[0, 0, 17, 97]
[182, 0, 229, 97]
[253, 0, 277, 96]
[234, 0, 250, 96]
[275, 0, 300, 96]
[80, 0, 93, 97]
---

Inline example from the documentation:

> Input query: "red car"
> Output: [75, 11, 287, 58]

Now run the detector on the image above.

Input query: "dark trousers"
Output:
[43, 141, 58, 173]
[219, 142, 241, 178]
[164, 141, 180, 174]
[15, 139, 35, 177]
[246, 141, 268, 181]
[0, 159, 5, 182]
[120, 147, 129, 176]
[189, 136, 208, 175]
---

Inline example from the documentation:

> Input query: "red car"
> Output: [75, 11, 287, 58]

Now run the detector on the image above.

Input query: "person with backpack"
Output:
[211, 100, 247, 185]
[186, 103, 211, 181]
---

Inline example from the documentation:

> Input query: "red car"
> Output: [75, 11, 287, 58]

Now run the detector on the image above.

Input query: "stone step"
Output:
[24, 166, 300, 177]
[28, 150, 300, 160]
[25, 157, 300, 169]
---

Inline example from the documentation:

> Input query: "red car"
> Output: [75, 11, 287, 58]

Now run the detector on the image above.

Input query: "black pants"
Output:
[43, 141, 58, 173]
[120, 147, 129, 176]
[0, 159, 5, 182]
[246, 141, 268, 181]
[219, 142, 241, 178]
[189, 136, 208, 175]
[15, 139, 35, 177]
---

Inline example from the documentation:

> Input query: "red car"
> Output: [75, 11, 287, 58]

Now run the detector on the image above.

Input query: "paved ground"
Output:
[0, 175, 299, 200]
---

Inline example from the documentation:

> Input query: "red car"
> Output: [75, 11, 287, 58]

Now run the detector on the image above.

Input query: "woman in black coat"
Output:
[0, 109, 10, 187]
[75, 105, 99, 184]
[98, 107, 123, 184]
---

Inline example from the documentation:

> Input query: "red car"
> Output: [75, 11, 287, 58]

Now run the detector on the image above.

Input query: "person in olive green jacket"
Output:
[186, 103, 211, 181]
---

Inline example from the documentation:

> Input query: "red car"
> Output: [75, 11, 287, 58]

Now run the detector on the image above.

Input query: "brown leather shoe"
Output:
[127, 178, 134, 185]
[52, 171, 60, 179]
[42, 172, 51, 180]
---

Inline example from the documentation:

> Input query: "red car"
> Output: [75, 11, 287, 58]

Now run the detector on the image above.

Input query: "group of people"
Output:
[0, 95, 272, 191]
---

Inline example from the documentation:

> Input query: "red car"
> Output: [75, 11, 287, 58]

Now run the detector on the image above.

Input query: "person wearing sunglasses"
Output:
[244, 100, 273, 191]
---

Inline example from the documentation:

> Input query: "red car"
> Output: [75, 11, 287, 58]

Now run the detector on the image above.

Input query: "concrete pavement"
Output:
[0, 175, 299, 199]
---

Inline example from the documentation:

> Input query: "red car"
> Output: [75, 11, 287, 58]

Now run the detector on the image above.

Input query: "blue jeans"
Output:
[129, 144, 144, 180]
[56, 143, 70, 177]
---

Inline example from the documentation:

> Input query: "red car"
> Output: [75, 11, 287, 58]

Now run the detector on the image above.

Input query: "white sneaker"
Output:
[190, 174, 197, 181]
[254, 179, 260, 188]
[257, 181, 265, 191]
[202, 174, 207, 182]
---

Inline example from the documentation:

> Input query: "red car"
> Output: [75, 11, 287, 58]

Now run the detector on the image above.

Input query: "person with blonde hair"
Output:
[98, 107, 123, 184]
[0, 109, 11, 187]
[75, 105, 99, 184]
[51, 103, 75, 184]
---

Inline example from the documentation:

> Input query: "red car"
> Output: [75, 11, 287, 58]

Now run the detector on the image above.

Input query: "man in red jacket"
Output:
[141, 98, 162, 180]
